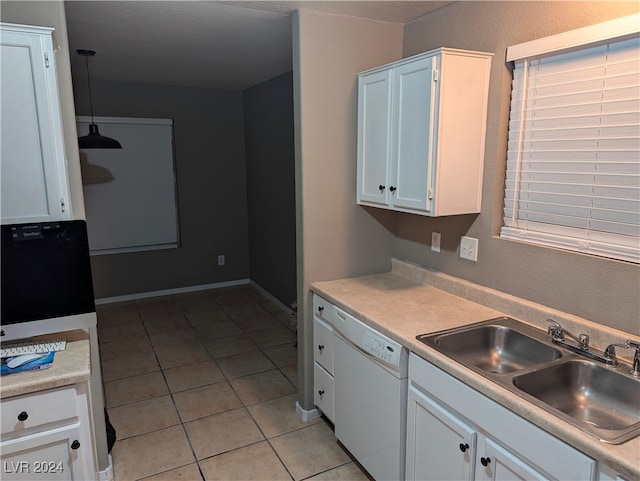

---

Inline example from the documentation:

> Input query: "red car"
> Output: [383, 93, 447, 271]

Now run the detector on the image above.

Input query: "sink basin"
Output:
[513, 359, 640, 443]
[417, 317, 640, 444]
[417, 317, 562, 374]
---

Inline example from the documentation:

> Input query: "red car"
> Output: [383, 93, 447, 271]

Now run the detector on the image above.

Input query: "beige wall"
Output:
[293, 9, 403, 409]
[294, 2, 640, 412]
[1, 1, 86, 220]
[397, 1, 640, 335]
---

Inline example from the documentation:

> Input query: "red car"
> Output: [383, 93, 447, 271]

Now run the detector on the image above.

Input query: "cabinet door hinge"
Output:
[433, 68, 439, 82]
[44, 53, 50, 68]
[428, 188, 433, 200]
[60, 197, 66, 212]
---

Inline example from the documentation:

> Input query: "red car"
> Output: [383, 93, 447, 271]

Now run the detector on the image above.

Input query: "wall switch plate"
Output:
[431, 232, 441, 253]
[217, 255, 225, 266]
[460, 236, 478, 262]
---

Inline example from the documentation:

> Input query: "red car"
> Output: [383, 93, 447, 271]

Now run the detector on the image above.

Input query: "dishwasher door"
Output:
[334, 334, 408, 481]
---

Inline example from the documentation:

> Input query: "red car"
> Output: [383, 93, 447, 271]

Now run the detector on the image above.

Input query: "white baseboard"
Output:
[296, 401, 321, 422]
[95, 279, 250, 305]
[250, 280, 295, 315]
[98, 454, 114, 481]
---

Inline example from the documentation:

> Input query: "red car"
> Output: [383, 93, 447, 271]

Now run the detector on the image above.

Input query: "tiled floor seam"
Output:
[132, 460, 204, 481]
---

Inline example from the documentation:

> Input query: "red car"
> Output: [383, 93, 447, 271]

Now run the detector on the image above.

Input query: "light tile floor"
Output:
[97, 285, 370, 481]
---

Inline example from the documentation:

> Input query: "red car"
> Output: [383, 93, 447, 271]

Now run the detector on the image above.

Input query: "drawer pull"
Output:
[459, 443, 469, 453]
[17, 411, 28, 422]
[318, 344, 325, 351]
[318, 389, 325, 396]
[71, 440, 81, 450]
[480, 457, 491, 467]
[318, 306, 324, 313]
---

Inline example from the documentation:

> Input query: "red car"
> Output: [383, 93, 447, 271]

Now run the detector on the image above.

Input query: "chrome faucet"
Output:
[547, 319, 590, 350]
[547, 319, 617, 365]
[604, 339, 640, 377]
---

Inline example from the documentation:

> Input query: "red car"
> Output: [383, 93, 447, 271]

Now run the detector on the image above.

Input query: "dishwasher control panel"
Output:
[333, 306, 407, 375]
[364, 331, 400, 365]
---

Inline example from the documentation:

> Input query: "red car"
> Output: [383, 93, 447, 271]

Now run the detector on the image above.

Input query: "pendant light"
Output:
[77, 49, 122, 149]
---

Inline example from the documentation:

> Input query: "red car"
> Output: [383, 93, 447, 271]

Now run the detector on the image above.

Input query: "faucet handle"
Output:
[578, 334, 590, 350]
[626, 340, 640, 377]
[627, 340, 640, 349]
[546, 319, 564, 339]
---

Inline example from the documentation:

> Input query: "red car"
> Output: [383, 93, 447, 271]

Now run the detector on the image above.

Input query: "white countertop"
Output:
[311, 259, 640, 480]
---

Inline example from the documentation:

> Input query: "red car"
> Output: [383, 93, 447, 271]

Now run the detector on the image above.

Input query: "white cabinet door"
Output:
[477, 438, 550, 481]
[356, 69, 392, 206]
[1, 424, 86, 481]
[406, 385, 476, 481]
[0, 24, 71, 224]
[391, 56, 435, 212]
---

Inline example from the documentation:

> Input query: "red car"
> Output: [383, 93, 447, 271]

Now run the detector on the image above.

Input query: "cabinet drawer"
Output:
[1, 386, 77, 436]
[314, 362, 335, 423]
[313, 317, 334, 374]
[312, 295, 334, 324]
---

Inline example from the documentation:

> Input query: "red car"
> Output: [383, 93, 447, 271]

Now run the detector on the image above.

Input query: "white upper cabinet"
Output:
[1, 23, 71, 225]
[357, 48, 492, 216]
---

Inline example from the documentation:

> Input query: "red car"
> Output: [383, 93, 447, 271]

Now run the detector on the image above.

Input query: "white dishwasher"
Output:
[333, 307, 408, 481]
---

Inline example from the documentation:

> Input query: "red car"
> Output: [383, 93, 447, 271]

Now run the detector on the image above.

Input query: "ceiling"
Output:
[65, 1, 452, 91]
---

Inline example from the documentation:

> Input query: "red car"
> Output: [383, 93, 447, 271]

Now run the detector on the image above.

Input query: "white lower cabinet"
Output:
[312, 294, 335, 423]
[407, 353, 597, 481]
[479, 438, 549, 481]
[0, 384, 96, 481]
[1, 425, 85, 481]
[597, 463, 629, 481]
[407, 386, 476, 480]
[313, 362, 335, 422]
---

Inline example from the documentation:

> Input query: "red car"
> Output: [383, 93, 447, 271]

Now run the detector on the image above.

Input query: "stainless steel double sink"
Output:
[417, 317, 640, 444]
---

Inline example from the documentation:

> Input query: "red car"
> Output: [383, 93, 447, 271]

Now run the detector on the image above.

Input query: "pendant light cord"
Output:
[83, 54, 96, 124]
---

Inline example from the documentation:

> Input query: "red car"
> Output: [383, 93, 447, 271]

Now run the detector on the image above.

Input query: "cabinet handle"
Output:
[389, 186, 397, 192]
[318, 306, 324, 313]
[379, 185, 385, 191]
[318, 389, 325, 396]
[480, 457, 491, 467]
[71, 440, 81, 450]
[318, 344, 325, 351]
[17, 411, 28, 422]
[459, 443, 469, 453]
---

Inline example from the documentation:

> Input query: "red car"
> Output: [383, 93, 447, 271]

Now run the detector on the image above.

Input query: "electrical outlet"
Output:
[460, 236, 478, 262]
[431, 232, 441, 253]
[217, 255, 225, 266]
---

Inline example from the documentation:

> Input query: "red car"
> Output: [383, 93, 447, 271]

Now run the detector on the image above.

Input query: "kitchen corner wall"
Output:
[293, 9, 403, 410]
[73, 79, 250, 298]
[244, 72, 297, 308]
[398, 1, 640, 335]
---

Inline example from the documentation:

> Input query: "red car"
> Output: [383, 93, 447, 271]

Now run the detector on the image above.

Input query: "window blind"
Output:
[502, 34, 640, 263]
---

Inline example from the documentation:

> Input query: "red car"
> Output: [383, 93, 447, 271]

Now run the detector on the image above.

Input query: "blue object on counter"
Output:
[1, 351, 55, 376]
